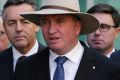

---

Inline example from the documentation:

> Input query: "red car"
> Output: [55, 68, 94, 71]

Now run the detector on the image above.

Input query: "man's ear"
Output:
[36, 26, 40, 32]
[114, 27, 120, 38]
[35, 25, 40, 33]
[75, 21, 81, 36]
[118, 27, 120, 32]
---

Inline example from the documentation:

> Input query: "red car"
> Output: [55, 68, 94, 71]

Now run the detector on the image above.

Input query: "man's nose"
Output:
[94, 28, 101, 35]
[16, 22, 22, 32]
[48, 22, 58, 34]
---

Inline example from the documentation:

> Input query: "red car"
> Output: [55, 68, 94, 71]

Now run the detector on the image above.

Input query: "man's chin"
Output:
[49, 45, 63, 51]
[14, 42, 27, 48]
[94, 47, 104, 51]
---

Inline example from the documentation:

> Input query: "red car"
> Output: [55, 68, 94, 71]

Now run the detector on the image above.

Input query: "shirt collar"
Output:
[106, 48, 115, 58]
[13, 40, 39, 62]
[50, 41, 84, 65]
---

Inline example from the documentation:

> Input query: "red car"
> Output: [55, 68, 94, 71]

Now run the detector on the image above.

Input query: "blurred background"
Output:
[0, 0, 120, 49]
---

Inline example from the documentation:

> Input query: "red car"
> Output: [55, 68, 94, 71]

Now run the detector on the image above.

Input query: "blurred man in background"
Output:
[0, 0, 45, 80]
[0, 12, 9, 52]
[87, 4, 120, 58]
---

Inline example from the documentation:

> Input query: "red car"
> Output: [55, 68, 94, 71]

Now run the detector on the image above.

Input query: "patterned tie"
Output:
[53, 56, 68, 80]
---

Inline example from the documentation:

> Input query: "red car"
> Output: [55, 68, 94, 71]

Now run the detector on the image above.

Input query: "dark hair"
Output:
[3, 0, 38, 13]
[87, 4, 120, 28]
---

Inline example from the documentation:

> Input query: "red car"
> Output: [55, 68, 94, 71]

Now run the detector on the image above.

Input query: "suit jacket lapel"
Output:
[38, 43, 97, 80]
[36, 42, 98, 80]
[35, 48, 50, 80]
[74, 46, 97, 80]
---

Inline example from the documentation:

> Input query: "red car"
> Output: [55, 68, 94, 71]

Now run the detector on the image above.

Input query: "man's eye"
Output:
[40, 20, 49, 25]
[8, 22, 15, 25]
[100, 24, 110, 29]
[22, 20, 30, 24]
[57, 20, 64, 23]
[42, 21, 48, 24]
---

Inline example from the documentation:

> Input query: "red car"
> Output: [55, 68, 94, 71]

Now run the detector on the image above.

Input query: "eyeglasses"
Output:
[99, 23, 115, 32]
[0, 31, 5, 38]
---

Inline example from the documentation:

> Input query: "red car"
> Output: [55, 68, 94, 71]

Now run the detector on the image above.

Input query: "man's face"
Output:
[0, 17, 9, 52]
[3, 4, 38, 53]
[40, 14, 81, 54]
[87, 13, 119, 52]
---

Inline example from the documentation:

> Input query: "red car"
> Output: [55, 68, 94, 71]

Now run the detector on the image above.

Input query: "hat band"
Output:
[40, 5, 78, 12]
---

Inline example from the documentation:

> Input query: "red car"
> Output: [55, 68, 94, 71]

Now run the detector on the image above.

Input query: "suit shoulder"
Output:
[111, 50, 120, 58]
[111, 50, 120, 65]
[21, 47, 49, 64]
[0, 47, 12, 59]
[86, 47, 115, 66]
[38, 43, 46, 51]
[15, 47, 49, 76]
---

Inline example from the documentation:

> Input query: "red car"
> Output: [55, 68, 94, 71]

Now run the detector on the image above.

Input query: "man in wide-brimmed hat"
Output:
[15, 0, 120, 80]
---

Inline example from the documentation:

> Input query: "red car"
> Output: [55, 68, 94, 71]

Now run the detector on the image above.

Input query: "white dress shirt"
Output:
[49, 41, 84, 80]
[106, 48, 115, 58]
[13, 40, 39, 71]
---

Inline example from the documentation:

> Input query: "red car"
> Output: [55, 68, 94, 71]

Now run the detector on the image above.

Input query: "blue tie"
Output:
[53, 56, 68, 80]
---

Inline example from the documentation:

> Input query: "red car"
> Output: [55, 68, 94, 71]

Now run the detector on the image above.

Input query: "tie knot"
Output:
[17, 56, 26, 62]
[55, 56, 68, 65]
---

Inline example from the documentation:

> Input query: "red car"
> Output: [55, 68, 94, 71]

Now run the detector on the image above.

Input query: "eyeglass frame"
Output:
[99, 23, 116, 32]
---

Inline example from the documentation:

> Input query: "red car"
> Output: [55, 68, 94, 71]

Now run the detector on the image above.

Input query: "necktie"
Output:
[53, 56, 68, 80]
[17, 56, 26, 62]
[15, 56, 26, 70]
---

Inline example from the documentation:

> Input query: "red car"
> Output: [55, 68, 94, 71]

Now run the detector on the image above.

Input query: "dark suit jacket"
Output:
[0, 43, 45, 80]
[14, 42, 120, 80]
[110, 50, 120, 65]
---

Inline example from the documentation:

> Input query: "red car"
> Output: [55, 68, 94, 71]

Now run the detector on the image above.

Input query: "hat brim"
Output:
[20, 9, 99, 35]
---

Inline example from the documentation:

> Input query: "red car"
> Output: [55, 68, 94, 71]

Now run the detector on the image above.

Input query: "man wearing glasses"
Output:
[0, 12, 9, 52]
[86, 4, 120, 58]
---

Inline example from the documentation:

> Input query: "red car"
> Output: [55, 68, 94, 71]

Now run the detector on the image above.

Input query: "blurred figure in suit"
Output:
[0, 12, 9, 52]
[87, 4, 120, 58]
[0, 0, 45, 80]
